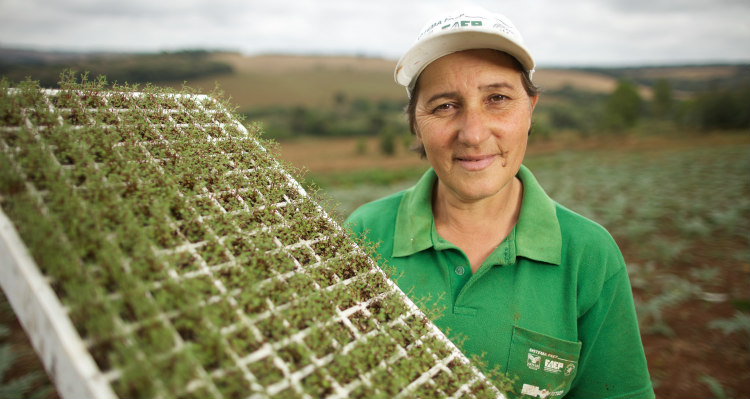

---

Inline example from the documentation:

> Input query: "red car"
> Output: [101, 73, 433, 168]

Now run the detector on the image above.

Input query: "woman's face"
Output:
[414, 49, 538, 203]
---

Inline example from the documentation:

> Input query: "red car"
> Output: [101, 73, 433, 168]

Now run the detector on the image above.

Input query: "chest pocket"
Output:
[506, 326, 581, 399]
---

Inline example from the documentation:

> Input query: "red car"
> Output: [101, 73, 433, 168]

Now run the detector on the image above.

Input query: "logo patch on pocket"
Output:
[527, 347, 576, 375]
[527, 354, 541, 370]
[544, 358, 564, 373]
[508, 326, 582, 398]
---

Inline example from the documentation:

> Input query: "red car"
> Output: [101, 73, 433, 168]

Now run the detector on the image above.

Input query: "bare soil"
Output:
[632, 239, 750, 398]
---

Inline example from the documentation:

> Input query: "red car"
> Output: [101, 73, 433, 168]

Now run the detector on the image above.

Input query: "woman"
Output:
[345, 7, 655, 399]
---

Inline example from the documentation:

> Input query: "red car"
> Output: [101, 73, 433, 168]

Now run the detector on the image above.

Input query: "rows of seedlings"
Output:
[0, 75, 502, 399]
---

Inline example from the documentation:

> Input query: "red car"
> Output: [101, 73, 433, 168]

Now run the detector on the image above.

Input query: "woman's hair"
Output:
[406, 51, 540, 158]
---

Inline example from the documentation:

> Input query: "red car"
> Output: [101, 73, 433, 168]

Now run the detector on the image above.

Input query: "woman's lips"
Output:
[455, 154, 498, 171]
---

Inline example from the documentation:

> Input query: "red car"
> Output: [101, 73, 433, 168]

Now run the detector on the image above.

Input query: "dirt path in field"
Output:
[274, 132, 749, 174]
[272, 136, 428, 173]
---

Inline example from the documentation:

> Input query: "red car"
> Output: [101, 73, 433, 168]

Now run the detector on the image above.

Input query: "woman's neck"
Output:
[432, 177, 523, 271]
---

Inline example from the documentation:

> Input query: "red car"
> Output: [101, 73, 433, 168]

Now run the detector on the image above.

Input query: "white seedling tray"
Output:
[1, 208, 117, 399]
[0, 87, 503, 399]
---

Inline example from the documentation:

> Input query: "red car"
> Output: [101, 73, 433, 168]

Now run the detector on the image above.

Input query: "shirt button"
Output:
[455, 265, 465, 276]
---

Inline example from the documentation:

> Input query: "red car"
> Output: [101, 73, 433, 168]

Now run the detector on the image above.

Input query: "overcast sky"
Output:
[1, 0, 748, 67]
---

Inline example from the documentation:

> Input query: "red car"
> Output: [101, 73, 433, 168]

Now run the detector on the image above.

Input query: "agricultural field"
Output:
[524, 136, 749, 398]
[273, 132, 750, 398]
[166, 53, 749, 110]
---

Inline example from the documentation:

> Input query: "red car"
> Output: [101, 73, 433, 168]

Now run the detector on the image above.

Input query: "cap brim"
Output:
[394, 29, 535, 92]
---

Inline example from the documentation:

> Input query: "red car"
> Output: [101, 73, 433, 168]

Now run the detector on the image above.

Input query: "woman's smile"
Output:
[454, 153, 504, 171]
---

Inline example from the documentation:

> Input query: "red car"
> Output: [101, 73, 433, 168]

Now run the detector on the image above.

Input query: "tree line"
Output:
[533, 78, 749, 138]
[0, 50, 233, 88]
[246, 76, 750, 156]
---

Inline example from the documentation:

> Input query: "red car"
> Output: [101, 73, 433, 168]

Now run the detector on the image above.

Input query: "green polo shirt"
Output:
[345, 165, 654, 399]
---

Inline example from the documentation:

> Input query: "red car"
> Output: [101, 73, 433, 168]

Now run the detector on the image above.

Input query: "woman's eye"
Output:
[432, 103, 455, 113]
[488, 94, 508, 103]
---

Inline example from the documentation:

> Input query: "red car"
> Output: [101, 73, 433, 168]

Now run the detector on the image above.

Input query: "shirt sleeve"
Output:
[568, 265, 655, 399]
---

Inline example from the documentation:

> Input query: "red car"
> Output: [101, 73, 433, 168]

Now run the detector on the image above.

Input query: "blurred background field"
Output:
[1, 49, 749, 398]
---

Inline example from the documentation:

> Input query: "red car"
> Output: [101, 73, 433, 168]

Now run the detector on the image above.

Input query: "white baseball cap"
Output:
[395, 7, 535, 97]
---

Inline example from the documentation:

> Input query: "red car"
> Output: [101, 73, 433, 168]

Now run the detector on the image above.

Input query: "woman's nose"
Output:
[457, 107, 492, 146]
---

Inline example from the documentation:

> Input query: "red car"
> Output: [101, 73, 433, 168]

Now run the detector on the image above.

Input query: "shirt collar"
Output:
[392, 165, 562, 265]
[392, 168, 435, 256]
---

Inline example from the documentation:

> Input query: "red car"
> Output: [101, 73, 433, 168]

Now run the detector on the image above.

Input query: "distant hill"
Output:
[182, 53, 750, 109]
[2, 48, 747, 111]
[0, 48, 233, 88]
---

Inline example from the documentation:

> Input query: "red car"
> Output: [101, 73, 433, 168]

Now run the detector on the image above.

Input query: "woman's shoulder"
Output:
[344, 190, 407, 234]
[554, 202, 617, 245]
[348, 189, 406, 218]
[553, 202, 626, 275]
